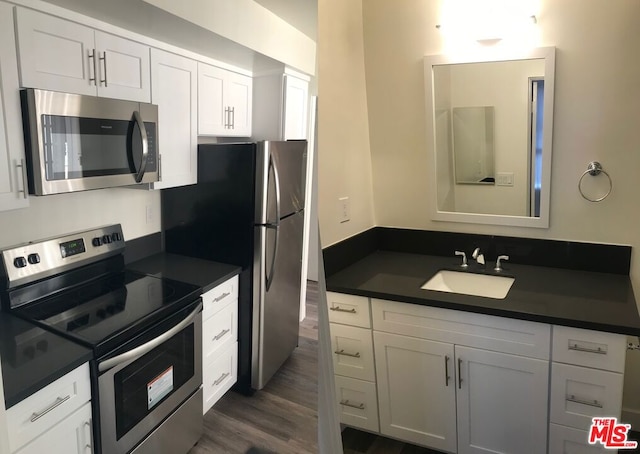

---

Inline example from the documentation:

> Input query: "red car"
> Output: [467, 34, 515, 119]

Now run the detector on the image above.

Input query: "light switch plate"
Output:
[496, 172, 514, 186]
[339, 197, 350, 223]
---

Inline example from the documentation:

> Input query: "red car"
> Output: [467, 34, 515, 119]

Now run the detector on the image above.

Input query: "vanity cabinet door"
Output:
[455, 346, 548, 454]
[374, 331, 457, 453]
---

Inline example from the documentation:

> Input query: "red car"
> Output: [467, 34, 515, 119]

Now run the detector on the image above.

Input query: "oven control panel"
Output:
[0, 224, 125, 288]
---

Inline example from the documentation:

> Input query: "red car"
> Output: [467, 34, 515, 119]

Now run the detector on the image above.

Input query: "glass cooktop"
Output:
[12, 271, 200, 354]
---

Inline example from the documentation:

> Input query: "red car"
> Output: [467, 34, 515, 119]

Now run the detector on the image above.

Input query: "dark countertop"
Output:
[0, 313, 92, 408]
[127, 253, 241, 293]
[326, 251, 640, 336]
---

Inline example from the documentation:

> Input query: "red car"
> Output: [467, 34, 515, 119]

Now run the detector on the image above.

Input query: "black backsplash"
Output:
[323, 227, 632, 276]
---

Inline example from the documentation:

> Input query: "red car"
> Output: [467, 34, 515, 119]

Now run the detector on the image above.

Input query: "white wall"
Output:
[317, 0, 375, 247]
[0, 189, 160, 248]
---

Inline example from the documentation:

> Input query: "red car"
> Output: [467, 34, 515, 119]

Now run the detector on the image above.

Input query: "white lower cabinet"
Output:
[334, 375, 379, 433]
[548, 423, 609, 454]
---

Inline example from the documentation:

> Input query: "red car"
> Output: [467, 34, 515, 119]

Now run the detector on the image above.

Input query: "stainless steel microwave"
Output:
[21, 88, 159, 195]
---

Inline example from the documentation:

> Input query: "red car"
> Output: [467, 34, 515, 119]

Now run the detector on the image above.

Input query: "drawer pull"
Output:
[330, 306, 356, 314]
[214, 372, 230, 386]
[566, 395, 603, 408]
[30, 395, 71, 422]
[214, 292, 231, 303]
[335, 349, 360, 358]
[339, 399, 365, 410]
[569, 344, 607, 355]
[214, 328, 231, 341]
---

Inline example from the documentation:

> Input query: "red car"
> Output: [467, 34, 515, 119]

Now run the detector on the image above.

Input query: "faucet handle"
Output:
[455, 251, 468, 268]
[472, 247, 481, 259]
[494, 255, 510, 271]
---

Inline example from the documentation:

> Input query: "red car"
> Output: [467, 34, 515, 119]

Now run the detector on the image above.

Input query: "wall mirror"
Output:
[424, 47, 555, 228]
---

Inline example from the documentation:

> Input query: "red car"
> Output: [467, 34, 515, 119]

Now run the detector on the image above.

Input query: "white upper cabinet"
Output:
[15, 8, 150, 102]
[0, 3, 29, 212]
[198, 62, 252, 137]
[252, 68, 310, 141]
[149, 48, 197, 189]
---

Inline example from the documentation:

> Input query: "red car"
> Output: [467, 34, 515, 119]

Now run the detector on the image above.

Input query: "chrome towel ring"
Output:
[578, 161, 612, 202]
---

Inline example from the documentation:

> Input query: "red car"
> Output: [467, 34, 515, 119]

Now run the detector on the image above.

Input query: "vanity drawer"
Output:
[552, 326, 626, 372]
[335, 375, 379, 433]
[202, 275, 238, 321]
[548, 423, 609, 454]
[203, 341, 237, 415]
[372, 298, 550, 359]
[329, 323, 375, 381]
[7, 363, 91, 453]
[550, 363, 623, 430]
[327, 292, 371, 328]
[203, 300, 237, 364]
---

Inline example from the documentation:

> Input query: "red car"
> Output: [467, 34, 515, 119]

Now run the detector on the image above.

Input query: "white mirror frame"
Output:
[424, 46, 556, 228]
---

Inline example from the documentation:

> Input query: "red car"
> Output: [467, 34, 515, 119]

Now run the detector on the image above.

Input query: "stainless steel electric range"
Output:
[0, 225, 203, 454]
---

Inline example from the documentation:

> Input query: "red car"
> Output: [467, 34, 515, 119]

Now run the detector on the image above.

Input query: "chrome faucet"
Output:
[455, 250, 468, 268]
[494, 255, 510, 272]
[471, 247, 485, 266]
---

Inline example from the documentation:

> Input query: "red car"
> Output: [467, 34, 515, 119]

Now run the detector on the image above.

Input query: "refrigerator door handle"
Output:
[265, 222, 280, 292]
[269, 153, 282, 224]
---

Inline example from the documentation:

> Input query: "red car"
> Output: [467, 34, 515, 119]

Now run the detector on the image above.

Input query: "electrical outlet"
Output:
[339, 197, 350, 223]
[146, 205, 153, 224]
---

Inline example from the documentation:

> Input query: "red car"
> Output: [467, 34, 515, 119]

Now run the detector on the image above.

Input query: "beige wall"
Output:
[319, 0, 640, 425]
[317, 0, 375, 246]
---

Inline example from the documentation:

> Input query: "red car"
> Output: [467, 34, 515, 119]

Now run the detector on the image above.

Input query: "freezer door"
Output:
[252, 211, 304, 390]
[255, 141, 308, 224]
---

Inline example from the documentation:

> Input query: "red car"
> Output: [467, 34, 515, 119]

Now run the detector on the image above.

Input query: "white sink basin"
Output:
[421, 270, 515, 299]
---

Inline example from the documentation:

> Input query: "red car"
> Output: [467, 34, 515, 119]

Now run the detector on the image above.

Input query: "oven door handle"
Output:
[98, 302, 202, 373]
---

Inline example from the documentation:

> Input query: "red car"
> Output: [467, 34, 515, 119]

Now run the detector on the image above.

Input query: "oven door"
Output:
[97, 300, 202, 454]
[22, 88, 159, 195]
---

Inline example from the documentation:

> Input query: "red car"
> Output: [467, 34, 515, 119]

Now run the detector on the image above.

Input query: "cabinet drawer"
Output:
[334, 375, 379, 433]
[550, 363, 623, 430]
[203, 299, 237, 363]
[552, 326, 626, 372]
[203, 342, 237, 415]
[202, 276, 238, 321]
[372, 298, 551, 359]
[15, 402, 93, 454]
[329, 323, 375, 381]
[327, 292, 371, 328]
[7, 363, 91, 453]
[548, 423, 609, 454]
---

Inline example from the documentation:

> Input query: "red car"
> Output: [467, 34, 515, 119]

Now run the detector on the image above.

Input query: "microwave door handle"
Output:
[98, 302, 202, 373]
[132, 110, 149, 183]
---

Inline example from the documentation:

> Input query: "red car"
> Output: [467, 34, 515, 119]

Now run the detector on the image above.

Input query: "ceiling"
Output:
[254, 0, 317, 41]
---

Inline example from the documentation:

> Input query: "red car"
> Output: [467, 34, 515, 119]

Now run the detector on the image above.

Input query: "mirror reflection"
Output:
[431, 56, 549, 220]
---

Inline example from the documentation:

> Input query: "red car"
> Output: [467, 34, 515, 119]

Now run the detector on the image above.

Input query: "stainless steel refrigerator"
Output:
[162, 140, 307, 392]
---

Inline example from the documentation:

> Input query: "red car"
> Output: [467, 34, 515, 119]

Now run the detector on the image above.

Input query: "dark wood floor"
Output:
[189, 282, 318, 454]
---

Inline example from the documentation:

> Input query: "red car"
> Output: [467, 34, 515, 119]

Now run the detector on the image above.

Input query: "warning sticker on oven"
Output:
[147, 366, 174, 410]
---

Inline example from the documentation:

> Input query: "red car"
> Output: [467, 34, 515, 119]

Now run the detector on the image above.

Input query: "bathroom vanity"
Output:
[324, 228, 638, 454]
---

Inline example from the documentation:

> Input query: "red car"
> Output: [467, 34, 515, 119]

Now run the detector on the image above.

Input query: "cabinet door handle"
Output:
[339, 399, 365, 410]
[213, 328, 230, 341]
[224, 107, 230, 128]
[16, 159, 28, 199]
[84, 420, 92, 452]
[214, 372, 230, 386]
[568, 343, 607, 355]
[30, 395, 71, 422]
[566, 394, 603, 408]
[214, 292, 231, 303]
[99, 52, 108, 86]
[457, 358, 463, 389]
[329, 306, 356, 314]
[444, 355, 450, 387]
[231, 107, 235, 129]
[88, 49, 97, 85]
[335, 349, 360, 358]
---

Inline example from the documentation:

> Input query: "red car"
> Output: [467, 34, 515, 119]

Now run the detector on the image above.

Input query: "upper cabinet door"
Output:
[15, 8, 96, 96]
[283, 74, 309, 140]
[150, 48, 197, 189]
[95, 32, 151, 102]
[226, 72, 252, 137]
[197, 62, 226, 135]
[198, 62, 252, 137]
[0, 3, 29, 212]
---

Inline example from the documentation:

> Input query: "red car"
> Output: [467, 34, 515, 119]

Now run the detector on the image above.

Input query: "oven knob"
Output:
[92, 237, 103, 247]
[13, 257, 27, 268]
[102, 235, 112, 244]
[27, 253, 40, 264]
[111, 232, 121, 242]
